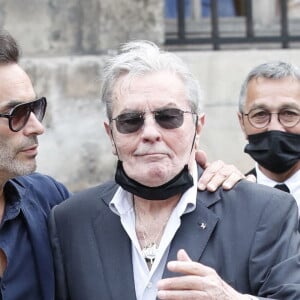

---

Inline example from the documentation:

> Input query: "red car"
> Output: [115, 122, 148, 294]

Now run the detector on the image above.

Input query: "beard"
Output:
[0, 136, 38, 177]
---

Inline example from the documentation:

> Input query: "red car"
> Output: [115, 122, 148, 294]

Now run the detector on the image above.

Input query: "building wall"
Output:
[0, 0, 164, 55]
[1, 0, 300, 191]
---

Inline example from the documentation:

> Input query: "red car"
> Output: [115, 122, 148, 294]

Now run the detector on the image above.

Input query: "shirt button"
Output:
[147, 282, 153, 289]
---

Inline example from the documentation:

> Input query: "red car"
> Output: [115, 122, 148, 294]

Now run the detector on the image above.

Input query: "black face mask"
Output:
[244, 130, 300, 174]
[115, 160, 194, 200]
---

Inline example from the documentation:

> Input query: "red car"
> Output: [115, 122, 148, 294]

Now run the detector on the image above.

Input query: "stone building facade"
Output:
[1, 0, 300, 191]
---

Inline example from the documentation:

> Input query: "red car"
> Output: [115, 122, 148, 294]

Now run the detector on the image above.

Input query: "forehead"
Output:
[246, 76, 300, 109]
[112, 70, 188, 112]
[0, 63, 35, 106]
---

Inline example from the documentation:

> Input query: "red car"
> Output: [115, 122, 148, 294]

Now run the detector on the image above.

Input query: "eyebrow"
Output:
[250, 104, 300, 111]
[0, 100, 27, 114]
[118, 103, 180, 113]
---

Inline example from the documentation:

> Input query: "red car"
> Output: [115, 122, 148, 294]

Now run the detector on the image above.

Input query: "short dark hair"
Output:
[0, 30, 20, 64]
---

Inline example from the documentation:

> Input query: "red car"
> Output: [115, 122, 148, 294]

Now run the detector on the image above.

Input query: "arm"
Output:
[195, 150, 256, 192]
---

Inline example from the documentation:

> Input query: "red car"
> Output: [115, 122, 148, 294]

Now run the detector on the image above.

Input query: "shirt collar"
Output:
[256, 163, 300, 193]
[2, 180, 22, 223]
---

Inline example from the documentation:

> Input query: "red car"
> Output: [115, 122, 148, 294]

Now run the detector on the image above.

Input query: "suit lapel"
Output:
[92, 192, 137, 300]
[163, 190, 220, 279]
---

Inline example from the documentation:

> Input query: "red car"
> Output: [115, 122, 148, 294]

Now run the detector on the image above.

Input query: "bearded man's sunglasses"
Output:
[111, 108, 196, 134]
[0, 97, 47, 132]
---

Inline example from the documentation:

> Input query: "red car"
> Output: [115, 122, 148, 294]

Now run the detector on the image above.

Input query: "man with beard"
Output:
[49, 40, 300, 300]
[238, 61, 300, 228]
[0, 31, 70, 299]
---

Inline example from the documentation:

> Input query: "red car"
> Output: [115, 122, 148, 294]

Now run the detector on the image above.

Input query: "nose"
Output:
[140, 113, 162, 142]
[22, 112, 45, 136]
[267, 113, 285, 131]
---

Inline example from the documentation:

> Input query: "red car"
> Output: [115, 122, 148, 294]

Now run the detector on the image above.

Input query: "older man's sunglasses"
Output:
[112, 108, 196, 134]
[0, 97, 47, 132]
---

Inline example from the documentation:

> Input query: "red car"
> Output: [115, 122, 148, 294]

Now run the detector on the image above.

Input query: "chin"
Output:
[141, 170, 172, 186]
[12, 163, 37, 176]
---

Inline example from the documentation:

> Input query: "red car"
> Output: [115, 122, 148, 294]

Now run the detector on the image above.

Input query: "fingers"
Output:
[157, 290, 206, 300]
[157, 276, 208, 300]
[197, 160, 226, 191]
[176, 249, 192, 262]
[245, 174, 257, 183]
[218, 166, 245, 191]
[157, 249, 246, 300]
[195, 150, 208, 169]
[166, 250, 214, 277]
[198, 160, 245, 192]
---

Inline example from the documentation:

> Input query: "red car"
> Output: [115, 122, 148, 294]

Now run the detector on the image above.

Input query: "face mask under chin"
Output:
[114, 160, 194, 200]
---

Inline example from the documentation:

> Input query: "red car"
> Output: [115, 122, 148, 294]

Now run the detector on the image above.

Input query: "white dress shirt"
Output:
[109, 162, 198, 300]
[255, 164, 300, 217]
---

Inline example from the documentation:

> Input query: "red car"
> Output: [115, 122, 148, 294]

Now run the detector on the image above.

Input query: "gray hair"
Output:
[238, 61, 300, 112]
[100, 40, 203, 120]
[0, 30, 20, 64]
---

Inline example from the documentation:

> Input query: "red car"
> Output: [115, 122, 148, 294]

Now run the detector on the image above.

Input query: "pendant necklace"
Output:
[140, 224, 167, 265]
[134, 204, 170, 266]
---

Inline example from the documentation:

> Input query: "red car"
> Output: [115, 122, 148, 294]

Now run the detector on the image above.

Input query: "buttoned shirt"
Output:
[256, 164, 300, 217]
[109, 162, 198, 300]
[0, 181, 41, 300]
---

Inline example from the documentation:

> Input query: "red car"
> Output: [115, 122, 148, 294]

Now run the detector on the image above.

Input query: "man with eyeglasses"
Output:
[238, 61, 300, 225]
[49, 41, 300, 300]
[0, 31, 70, 299]
[0, 30, 246, 300]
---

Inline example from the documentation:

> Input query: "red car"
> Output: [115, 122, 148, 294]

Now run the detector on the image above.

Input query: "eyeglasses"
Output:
[111, 108, 196, 134]
[243, 107, 300, 129]
[0, 97, 47, 132]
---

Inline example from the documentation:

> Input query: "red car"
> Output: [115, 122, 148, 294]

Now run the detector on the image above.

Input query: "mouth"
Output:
[137, 152, 165, 156]
[20, 145, 38, 156]
[136, 153, 169, 161]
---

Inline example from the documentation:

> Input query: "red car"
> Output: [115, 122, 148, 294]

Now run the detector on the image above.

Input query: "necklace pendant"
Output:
[142, 243, 157, 264]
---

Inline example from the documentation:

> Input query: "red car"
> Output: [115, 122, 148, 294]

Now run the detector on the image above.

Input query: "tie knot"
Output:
[274, 183, 290, 193]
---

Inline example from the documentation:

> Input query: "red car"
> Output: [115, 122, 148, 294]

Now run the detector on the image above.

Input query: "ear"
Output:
[104, 121, 117, 155]
[194, 113, 205, 149]
[237, 112, 248, 140]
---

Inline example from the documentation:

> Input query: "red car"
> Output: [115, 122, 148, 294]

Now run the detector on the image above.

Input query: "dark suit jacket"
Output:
[12, 173, 70, 300]
[49, 168, 300, 300]
[245, 167, 300, 232]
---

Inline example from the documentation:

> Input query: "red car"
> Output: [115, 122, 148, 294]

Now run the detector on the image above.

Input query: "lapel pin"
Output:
[200, 222, 207, 229]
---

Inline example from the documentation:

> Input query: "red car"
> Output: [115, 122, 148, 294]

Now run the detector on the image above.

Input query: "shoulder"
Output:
[231, 179, 295, 203]
[12, 172, 70, 206]
[13, 172, 65, 188]
[217, 179, 298, 221]
[52, 180, 118, 216]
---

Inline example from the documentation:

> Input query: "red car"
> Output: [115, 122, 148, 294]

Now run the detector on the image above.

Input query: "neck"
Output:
[134, 194, 180, 214]
[134, 195, 179, 268]
[259, 161, 300, 182]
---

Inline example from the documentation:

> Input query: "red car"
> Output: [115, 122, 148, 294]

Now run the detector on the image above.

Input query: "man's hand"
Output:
[196, 150, 256, 192]
[157, 249, 250, 300]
